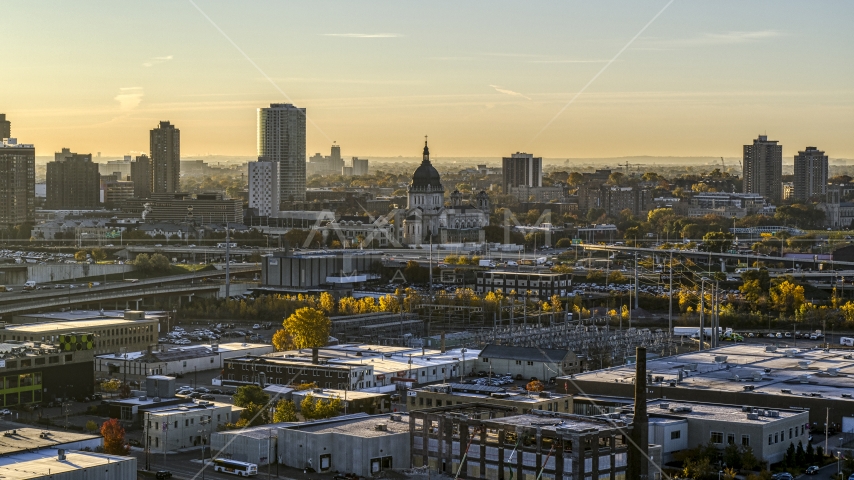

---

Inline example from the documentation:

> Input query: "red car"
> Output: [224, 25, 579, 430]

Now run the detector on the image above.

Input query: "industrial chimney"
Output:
[627, 346, 649, 479]
[312, 347, 319, 365]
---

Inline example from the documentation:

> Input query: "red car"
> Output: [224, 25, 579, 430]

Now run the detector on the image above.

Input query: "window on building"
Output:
[482, 358, 489, 362]
[727, 434, 735, 445]
[774, 433, 778, 443]
[426, 398, 432, 407]
[742, 435, 750, 447]
[436, 400, 442, 407]
[670, 431, 681, 440]
[419, 398, 423, 406]
[421, 371, 425, 376]
[768, 435, 773, 445]
[710, 432, 723, 444]
[527, 361, 534, 366]
[410, 397, 415, 406]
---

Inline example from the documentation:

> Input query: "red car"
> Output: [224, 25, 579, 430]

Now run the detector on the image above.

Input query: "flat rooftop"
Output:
[0, 449, 133, 479]
[265, 346, 479, 376]
[7, 318, 141, 333]
[0, 428, 99, 455]
[565, 344, 854, 401]
[290, 414, 410, 437]
[487, 412, 627, 433]
[648, 400, 807, 425]
[14, 309, 165, 322]
[293, 388, 388, 401]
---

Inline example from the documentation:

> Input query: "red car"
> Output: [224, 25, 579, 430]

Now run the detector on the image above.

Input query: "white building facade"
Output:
[249, 160, 280, 217]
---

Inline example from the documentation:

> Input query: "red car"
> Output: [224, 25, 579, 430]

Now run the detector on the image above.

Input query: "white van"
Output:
[23, 281, 37, 290]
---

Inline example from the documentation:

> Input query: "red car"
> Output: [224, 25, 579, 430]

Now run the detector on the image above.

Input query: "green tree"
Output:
[74, 250, 88, 262]
[555, 238, 572, 248]
[85, 420, 98, 433]
[283, 307, 331, 349]
[90, 248, 107, 262]
[702, 231, 734, 253]
[741, 446, 760, 471]
[149, 253, 172, 273]
[300, 394, 342, 420]
[272, 329, 294, 351]
[238, 402, 268, 427]
[132, 253, 151, 273]
[272, 399, 298, 423]
[232, 385, 270, 408]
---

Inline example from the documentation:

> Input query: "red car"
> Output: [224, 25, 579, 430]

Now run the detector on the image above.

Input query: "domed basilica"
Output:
[402, 139, 490, 245]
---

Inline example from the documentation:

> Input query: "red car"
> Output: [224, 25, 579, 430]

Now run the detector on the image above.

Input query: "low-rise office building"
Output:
[222, 355, 375, 391]
[260, 251, 382, 292]
[6, 310, 159, 356]
[475, 270, 571, 300]
[95, 342, 274, 379]
[648, 400, 809, 465]
[0, 337, 95, 405]
[408, 383, 572, 415]
[145, 400, 236, 452]
[477, 344, 582, 380]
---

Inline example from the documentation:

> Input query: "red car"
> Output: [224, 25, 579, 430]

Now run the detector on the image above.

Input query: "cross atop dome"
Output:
[423, 135, 429, 162]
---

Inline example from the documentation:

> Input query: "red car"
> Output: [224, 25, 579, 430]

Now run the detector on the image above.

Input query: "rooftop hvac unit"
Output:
[538, 392, 551, 398]
[374, 424, 388, 431]
[714, 356, 728, 364]
[798, 361, 812, 369]
[766, 410, 780, 418]
[389, 414, 402, 422]
[842, 393, 852, 399]
[747, 413, 760, 420]
[741, 406, 753, 412]
[752, 373, 763, 381]
[743, 385, 755, 391]
[827, 368, 840, 376]
[685, 363, 698, 372]
[765, 346, 778, 353]
[654, 376, 664, 383]
[659, 403, 670, 409]
[781, 389, 793, 394]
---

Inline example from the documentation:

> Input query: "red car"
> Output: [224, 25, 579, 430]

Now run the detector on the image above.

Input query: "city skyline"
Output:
[2, 2, 852, 159]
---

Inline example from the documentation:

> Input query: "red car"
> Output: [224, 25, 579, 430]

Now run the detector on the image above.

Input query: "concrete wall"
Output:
[279, 427, 410, 476]
[22, 264, 135, 284]
[211, 431, 277, 466]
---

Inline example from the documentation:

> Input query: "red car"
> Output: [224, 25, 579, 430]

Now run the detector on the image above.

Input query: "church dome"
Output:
[410, 139, 443, 190]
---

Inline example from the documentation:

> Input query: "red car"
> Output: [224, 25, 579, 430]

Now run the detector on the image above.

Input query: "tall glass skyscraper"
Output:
[257, 103, 306, 204]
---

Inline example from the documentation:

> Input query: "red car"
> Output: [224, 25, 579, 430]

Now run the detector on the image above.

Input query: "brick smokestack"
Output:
[627, 346, 649, 479]
[312, 347, 319, 364]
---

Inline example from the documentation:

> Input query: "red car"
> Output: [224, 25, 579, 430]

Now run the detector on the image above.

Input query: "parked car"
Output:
[200, 394, 215, 400]
[0, 409, 10, 415]
[187, 392, 202, 399]
[155, 471, 173, 479]
[805, 465, 819, 474]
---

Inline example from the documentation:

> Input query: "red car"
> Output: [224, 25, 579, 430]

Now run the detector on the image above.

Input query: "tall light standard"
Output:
[199, 415, 211, 480]
[699, 277, 710, 351]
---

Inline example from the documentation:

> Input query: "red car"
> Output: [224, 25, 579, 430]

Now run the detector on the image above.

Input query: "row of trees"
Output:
[223, 385, 342, 428]
[132, 253, 172, 274]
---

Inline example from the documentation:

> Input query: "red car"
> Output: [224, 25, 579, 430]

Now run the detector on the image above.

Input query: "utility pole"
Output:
[668, 251, 673, 337]
[225, 222, 231, 298]
[199, 415, 211, 480]
[145, 411, 150, 470]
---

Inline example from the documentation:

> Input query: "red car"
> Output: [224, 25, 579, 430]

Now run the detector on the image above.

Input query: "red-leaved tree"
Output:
[100, 419, 129, 455]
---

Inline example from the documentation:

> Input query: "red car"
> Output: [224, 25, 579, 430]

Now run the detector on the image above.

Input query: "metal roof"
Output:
[479, 344, 569, 363]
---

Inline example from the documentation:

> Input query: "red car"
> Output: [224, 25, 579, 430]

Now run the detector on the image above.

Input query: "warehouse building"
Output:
[410, 404, 661, 480]
[0, 427, 131, 480]
[279, 413, 411, 476]
[475, 270, 572, 300]
[259, 251, 382, 292]
[408, 383, 572, 415]
[560, 344, 854, 426]
[212, 424, 279, 467]
[477, 344, 582, 380]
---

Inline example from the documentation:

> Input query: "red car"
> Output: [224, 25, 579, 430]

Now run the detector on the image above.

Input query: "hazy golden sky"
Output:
[3, 1, 852, 160]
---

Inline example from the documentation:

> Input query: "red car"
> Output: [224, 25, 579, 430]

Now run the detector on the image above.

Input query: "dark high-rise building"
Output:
[0, 138, 35, 229]
[257, 103, 306, 203]
[130, 154, 152, 198]
[150, 121, 180, 193]
[0, 114, 10, 139]
[46, 148, 100, 209]
[793, 146, 828, 201]
[743, 135, 782, 203]
[502, 152, 542, 194]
